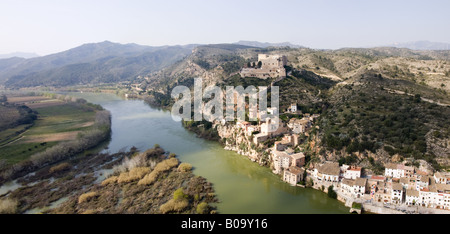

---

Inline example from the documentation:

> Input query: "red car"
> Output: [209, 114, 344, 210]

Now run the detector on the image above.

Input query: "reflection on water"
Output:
[60, 92, 349, 214]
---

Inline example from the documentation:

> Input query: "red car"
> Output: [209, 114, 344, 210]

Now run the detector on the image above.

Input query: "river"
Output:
[60, 92, 348, 214]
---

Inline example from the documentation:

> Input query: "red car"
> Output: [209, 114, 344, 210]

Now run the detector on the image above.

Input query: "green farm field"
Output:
[0, 96, 97, 166]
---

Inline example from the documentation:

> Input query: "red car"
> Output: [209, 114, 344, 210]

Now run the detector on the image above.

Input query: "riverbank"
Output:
[0, 145, 218, 214]
[0, 92, 112, 185]
[24, 91, 348, 214]
[114, 91, 352, 214]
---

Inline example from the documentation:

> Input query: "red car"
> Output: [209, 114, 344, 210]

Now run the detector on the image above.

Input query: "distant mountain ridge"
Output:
[233, 40, 305, 48]
[385, 41, 450, 50]
[0, 52, 40, 59]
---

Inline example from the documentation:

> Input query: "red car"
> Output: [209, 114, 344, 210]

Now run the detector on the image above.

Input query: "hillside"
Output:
[317, 72, 450, 171]
[136, 44, 450, 170]
[0, 57, 26, 73]
[1, 42, 193, 87]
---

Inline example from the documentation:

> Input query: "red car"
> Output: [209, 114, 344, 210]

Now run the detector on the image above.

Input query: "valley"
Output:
[0, 41, 449, 214]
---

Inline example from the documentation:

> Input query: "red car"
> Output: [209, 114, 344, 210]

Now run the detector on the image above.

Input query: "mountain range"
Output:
[0, 41, 194, 87]
[233, 40, 305, 48]
[0, 52, 40, 59]
[1, 40, 449, 88]
[384, 41, 450, 51]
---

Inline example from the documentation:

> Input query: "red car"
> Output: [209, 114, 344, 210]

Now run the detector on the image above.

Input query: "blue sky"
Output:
[1, 0, 449, 55]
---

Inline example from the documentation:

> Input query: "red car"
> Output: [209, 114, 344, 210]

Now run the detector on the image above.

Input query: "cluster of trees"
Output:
[0, 104, 37, 131]
[323, 132, 379, 154]
[182, 119, 219, 141]
[321, 77, 450, 169]
[194, 59, 211, 70]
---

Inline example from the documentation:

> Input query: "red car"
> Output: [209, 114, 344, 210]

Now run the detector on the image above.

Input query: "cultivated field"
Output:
[0, 94, 97, 166]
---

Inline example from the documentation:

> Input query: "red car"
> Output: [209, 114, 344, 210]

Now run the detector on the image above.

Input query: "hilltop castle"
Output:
[239, 54, 287, 79]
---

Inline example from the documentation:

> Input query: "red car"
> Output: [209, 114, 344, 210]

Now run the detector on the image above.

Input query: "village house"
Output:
[354, 178, 367, 198]
[236, 121, 251, 130]
[283, 166, 305, 186]
[341, 177, 367, 198]
[246, 125, 259, 136]
[272, 148, 305, 174]
[341, 179, 354, 197]
[287, 118, 311, 135]
[368, 176, 386, 200]
[253, 133, 268, 144]
[236, 121, 259, 136]
[274, 134, 300, 151]
[239, 54, 287, 79]
[399, 176, 416, 190]
[261, 117, 283, 136]
[391, 182, 404, 204]
[313, 162, 340, 182]
[405, 189, 420, 206]
[287, 103, 297, 113]
[253, 115, 286, 145]
[374, 182, 391, 203]
[341, 165, 362, 180]
[272, 151, 291, 174]
[435, 184, 450, 209]
[290, 152, 305, 167]
[416, 176, 430, 191]
[384, 163, 413, 178]
[434, 172, 450, 184]
[417, 184, 450, 210]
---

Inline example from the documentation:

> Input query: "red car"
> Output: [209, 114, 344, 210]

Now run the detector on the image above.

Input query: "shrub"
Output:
[159, 188, 190, 214]
[196, 202, 209, 214]
[137, 171, 159, 185]
[0, 198, 18, 214]
[49, 162, 71, 174]
[101, 176, 118, 186]
[155, 158, 179, 172]
[352, 202, 362, 210]
[159, 199, 189, 214]
[178, 163, 192, 172]
[78, 192, 98, 204]
[173, 188, 188, 201]
[138, 158, 179, 186]
[117, 167, 151, 183]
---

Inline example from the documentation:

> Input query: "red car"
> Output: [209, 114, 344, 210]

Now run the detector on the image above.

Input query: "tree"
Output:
[257, 61, 262, 68]
[414, 94, 421, 103]
[173, 188, 188, 201]
[327, 185, 337, 199]
[196, 202, 209, 214]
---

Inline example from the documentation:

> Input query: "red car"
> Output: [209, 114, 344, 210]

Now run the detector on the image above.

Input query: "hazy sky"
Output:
[1, 0, 449, 55]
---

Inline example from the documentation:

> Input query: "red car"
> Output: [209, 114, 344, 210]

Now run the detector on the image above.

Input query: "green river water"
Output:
[59, 92, 348, 214]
